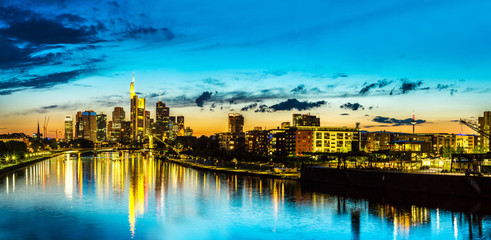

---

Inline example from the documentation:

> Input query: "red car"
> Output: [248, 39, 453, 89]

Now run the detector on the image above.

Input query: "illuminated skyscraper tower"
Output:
[65, 115, 73, 142]
[130, 73, 146, 142]
[228, 113, 244, 133]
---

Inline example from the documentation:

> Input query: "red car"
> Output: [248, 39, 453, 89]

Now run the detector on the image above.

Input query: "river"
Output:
[0, 152, 489, 239]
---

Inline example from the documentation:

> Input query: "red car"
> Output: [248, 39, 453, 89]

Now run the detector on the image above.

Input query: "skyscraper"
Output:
[155, 99, 169, 139]
[81, 110, 97, 142]
[228, 113, 244, 133]
[75, 111, 83, 139]
[65, 115, 73, 142]
[130, 74, 146, 142]
[110, 107, 125, 142]
[96, 113, 107, 142]
[177, 116, 185, 136]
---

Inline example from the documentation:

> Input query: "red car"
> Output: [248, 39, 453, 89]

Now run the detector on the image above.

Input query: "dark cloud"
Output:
[268, 99, 326, 112]
[239, 99, 326, 112]
[195, 91, 213, 107]
[203, 78, 225, 87]
[0, 69, 95, 95]
[123, 24, 174, 40]
[400, 79, 423, 94]
[264, 70, 287, 76]
[449, 120, 459, 122]
[436, 84, 449, 90]
[340, 113, 349, 116]
[0, 40, 50, 69]
[241, 103, 258, 111]
[0, 13, 98, 44]
[372, 116, 426, 126]
[41, 105, 58, 109]
[340, 102, 364, 111]
[291, 84, 307, 94]
[359, 79, 393, 95]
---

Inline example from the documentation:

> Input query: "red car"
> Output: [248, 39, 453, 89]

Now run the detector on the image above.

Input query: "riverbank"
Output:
[164, 157, 300, 180]
[0, 152, 63, 177]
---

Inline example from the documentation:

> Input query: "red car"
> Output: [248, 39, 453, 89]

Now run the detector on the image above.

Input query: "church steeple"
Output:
[37, 120, 40, 140]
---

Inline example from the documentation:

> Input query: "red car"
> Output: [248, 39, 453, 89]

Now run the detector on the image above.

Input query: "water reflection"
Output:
[0, 152, 489, 239]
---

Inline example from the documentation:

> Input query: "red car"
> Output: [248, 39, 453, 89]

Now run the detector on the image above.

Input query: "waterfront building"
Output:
[245, 129, 269, 156]
[81, 110, 97, 142]
[268, 129, 287, 157]
[110, 107, 125, 142]
[219, 132, 245, 151]
[228, 113, 244, 133]
[435, 134, 476, 154]
[96, 113, 107, 142]
[121, 121, 132, 143]
[75, 111, 83, 139]
[292, 126, 360, 156]
[292, 114, 320, 127]
[478, 111, 491, 151]
[0, 133, 29, 144]
[130, 74, 146, 142]
[64, 115, 73, 142]
[155, 100, 169, 139]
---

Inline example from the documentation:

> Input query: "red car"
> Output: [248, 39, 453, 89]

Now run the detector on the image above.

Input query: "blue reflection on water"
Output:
[0, 152, 489, 240]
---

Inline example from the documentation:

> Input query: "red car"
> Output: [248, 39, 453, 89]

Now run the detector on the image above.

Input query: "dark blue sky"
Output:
[1, 0, 490, 135]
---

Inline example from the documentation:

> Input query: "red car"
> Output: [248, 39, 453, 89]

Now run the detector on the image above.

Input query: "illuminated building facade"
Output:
[245, 128, 269, 156]
[130, 74, 146, 142]
[75, 111, 83, 139]
[64, 115, 73, 142]
[110, 107, 125, 142]
[292, 113, 320, 127]
[81, 110, 97, 142]
[96, 113, 107, 142]
[228, 113, 244, 133]
[177, 116, 185, 136]
[155, 100, 169, 139]
[478, 111, 490, 151]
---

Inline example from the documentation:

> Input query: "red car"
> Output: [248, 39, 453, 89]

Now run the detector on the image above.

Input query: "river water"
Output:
[0, 152, 489, 240]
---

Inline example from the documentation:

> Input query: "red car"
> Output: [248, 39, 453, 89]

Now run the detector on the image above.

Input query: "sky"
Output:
[0, 0, 490, 137]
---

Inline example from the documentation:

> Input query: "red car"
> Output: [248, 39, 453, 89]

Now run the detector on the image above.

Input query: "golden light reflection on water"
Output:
[1, 152, 488, 239]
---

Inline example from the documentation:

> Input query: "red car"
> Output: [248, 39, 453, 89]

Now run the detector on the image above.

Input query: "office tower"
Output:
[228, 113, 244, 133]
[292, 113, 320, 127]
[155, 100, 169, 139]
[81, 110, 97, 142]
[110, 107, 125, 142]
[75, 111, 83, 139]
[96, 113, 107, 142]
[145, 110, 151, 136]
[478, 111, 491, 151]
[184, 127, 193, 136]
[130, 74, 146, 142]
[121, 121, 131, 143]
[281, 122, 291, 129]
[65, 115, 73, 142]
[177, 116, 185, 136]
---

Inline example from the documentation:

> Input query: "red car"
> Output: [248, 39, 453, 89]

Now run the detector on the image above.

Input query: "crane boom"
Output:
[460, 119, 490, 151]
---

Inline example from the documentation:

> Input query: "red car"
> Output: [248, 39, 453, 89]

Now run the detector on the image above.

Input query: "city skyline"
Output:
[1, 0, 491, 137]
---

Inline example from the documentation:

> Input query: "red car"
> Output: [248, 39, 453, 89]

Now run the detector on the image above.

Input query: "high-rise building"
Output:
[121, 121, 131, 143]
[145, 110, 151, 137]
[64, 115, 73, 142]
[292, 114, 320, 127]
[81, 110, 97, 142]
[110, 107, 125, 142]
[478, 111, 491, 151]
[155, 100, 169, 139]
[96, 113, 107, 142]
[177, 116, 185, 136]
[75, 111, 83, 139]
[228, 113, 244, 133]
[184, 127, 193, 136]
[130, 74, 146, 142]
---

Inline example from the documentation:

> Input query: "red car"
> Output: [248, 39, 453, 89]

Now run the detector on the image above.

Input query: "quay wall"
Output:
[301, 166, 491, 198]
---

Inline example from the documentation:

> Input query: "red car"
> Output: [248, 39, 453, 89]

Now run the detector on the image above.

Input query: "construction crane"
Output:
[460, 119, 490, 151]
[49, 129, 63, 141]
